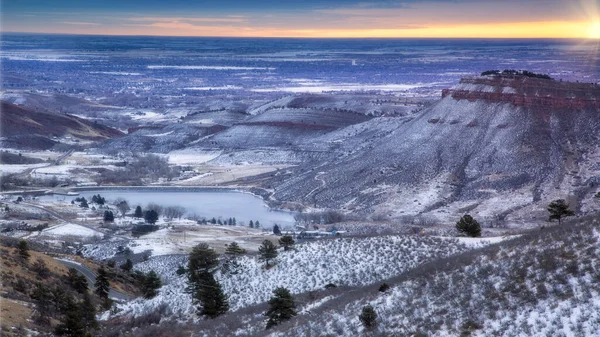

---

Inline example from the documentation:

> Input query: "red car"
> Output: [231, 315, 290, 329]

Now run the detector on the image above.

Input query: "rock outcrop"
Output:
[442, 75, 600, 109]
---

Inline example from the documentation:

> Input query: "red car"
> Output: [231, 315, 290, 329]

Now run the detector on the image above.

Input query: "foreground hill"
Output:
[100, 217, 600, 337]
[264, 75, 600, 225]
[0, 101, 124, 150]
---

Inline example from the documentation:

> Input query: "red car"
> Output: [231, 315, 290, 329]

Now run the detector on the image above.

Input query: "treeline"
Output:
[95, 154, 181, 185]
[481, 69, 553, 80]
[294, 210, 344, 225]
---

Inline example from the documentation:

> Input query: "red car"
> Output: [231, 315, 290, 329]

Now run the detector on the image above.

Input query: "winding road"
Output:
[55, 258, 134, 302]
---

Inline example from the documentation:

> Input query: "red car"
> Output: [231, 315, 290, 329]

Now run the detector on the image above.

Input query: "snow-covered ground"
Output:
[42, 223, 101, 237]
[111, 234, 495, 319]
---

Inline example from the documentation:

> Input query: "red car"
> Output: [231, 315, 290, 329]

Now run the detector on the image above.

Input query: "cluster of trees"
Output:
[248, 220, 261, 228]
[294, 210, 344, 225]
[91, 194, 106, 205]
[15, 240, 99, 335]
[202, 217, 237, 225]
[481, 69, 554, 80]
[182, 239, 299, 328]
[96, 154, 180, 185]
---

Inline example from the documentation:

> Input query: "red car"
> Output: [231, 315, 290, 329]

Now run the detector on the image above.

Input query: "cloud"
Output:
[127, 16, 247, 23]
[58, 21, 101, 26]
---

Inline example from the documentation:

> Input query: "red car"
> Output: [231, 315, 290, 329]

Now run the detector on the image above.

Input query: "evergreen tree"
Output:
[17, 239, 30, 260]
[258, 240, 278, 267]
[80, 198, 89, 208]
[195, 271, 229, 318]
[134, 205, 143, 218]
[54, 300, 86, 337]
[187, 243, 219, 293]
[120, 258, 133, 272]
[265, 287, 297, 329]
[67, 268, 88, 293]
[30, 282, 52, 325]
[223, 242, 247, 274]
[548, 199, 575, 225]
[211, 217, 217, 224]
[249, 220, 254, 228]
[272, 224, 281, 236]
[233, 217, 236, 225]
[103, 210, 114, 222]
[94, 267, 110, 299]
[80, 292, 98, 332]
[255, 220, 261, 228]
[187, 243, 228, 318]
[456, 214, 481, 237]
[279, 235, 295, 251]
[176, 264, 187, 276]
[595, 192, 600, 199]
[144, 209, 159, 224]
[359, 304, 378, 330]
[142, 270, 162, 299]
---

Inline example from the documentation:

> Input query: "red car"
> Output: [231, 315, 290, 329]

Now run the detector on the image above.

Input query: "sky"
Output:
[2, 0, 600, 38]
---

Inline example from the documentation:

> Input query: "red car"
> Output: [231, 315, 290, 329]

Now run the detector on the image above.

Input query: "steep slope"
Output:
[269, 217, 600, 337]
[267, 75, 600, 225]
[0, 101, 124, 149]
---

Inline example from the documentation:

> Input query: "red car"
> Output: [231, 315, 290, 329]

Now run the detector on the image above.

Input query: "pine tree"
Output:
[103, 210, 114, 222]
[55, 304, 86, 336]
[223, 242, 247, 274]
[17, 239, 30, 260]
[272, 224, 281, 235]
[30, 282, 52, 326]
[134, 205, 143, 218]
[176, 264, 187, 275]
[94, 267, 110, 299]
[279, 235, 295, 251]
[80, 198, 89, 208]
[144, 209, 159, 224]
[456, 214, 481, 237]
[548, 199, 575, 225]
[195, 271, 229, 318]
[120, 258, 133, 272]
[265, 287, 297, 329]
[255, 220, 261, 228]
[249, 220, 254, 228]
[359, 304, 378, 330]
[224, 242, 247, 256]
[67, 268, 88, 293]
[187, 243, 220, 293]
[80, 292, 98, 332]
[142, 270, 162, 299]
[259, 240, 278, 268]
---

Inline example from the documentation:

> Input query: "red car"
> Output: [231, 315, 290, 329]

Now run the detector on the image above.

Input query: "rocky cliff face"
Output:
[263, 75, 600, 226]
[442, 75, 600, 109]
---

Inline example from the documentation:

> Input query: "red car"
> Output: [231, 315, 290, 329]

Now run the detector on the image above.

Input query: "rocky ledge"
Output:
[442, 75, 600, 109]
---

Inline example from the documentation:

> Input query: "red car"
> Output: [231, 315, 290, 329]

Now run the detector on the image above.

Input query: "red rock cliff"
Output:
[442, 75, 600, 109]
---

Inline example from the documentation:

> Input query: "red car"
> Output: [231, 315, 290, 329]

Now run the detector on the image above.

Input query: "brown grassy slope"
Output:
[0, 101, 124, 149]
[0, 241, 139, 335]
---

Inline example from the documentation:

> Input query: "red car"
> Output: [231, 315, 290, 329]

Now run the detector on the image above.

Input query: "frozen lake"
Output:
[42, 188, 295, 228]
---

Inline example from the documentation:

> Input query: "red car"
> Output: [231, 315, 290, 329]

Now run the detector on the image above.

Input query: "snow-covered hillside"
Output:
[110, 235, 478, 319]
[268, 219, 600, 337]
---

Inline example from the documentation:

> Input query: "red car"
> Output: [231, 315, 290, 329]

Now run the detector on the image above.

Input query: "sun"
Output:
[587, 21, 600, 39]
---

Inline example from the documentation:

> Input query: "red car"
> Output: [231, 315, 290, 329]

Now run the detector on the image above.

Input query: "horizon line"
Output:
[2, 31, 598, 40]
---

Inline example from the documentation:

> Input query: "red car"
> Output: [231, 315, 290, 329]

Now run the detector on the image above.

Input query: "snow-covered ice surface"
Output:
[109, 234, 490, 319]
